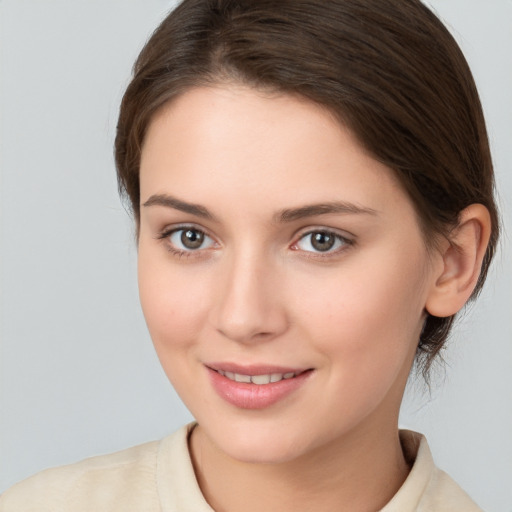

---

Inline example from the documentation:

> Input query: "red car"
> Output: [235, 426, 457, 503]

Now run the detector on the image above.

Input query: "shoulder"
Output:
[0, 436, 165, 512]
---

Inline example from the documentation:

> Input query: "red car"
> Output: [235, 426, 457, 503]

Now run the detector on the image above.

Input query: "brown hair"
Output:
[115, 0, 499, 375]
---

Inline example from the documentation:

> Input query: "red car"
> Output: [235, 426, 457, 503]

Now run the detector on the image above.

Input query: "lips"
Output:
[206, 363, 313, 409]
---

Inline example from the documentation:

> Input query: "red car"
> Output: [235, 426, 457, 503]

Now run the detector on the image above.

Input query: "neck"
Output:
[189, 417, 410, 512]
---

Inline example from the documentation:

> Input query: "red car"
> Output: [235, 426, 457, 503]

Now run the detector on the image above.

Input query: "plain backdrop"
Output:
[0, 1, 511, 510]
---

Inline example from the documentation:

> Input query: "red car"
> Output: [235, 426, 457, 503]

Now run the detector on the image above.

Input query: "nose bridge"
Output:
[212, 244, 287, 343]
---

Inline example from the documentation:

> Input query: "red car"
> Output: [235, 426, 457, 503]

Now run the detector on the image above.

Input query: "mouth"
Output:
[215, 369, 299, 385]
[205, 363, 314, 409]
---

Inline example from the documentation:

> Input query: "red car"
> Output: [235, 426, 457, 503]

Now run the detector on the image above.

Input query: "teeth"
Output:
[219, 371, 297, 385]
[251, 374, 271, 385]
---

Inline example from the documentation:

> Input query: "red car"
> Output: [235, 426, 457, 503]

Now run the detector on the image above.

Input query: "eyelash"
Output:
[156, 226, 354, 260]
[291, 229, 354, 259]
[157, 225, 217, 259]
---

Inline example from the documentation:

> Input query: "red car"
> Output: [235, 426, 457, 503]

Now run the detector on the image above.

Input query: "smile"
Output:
[206, 364, 313, 409]
[216, 370, 297, 385]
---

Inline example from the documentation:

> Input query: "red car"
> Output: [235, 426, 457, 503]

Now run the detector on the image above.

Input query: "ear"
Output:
[425, 204, 492, 318]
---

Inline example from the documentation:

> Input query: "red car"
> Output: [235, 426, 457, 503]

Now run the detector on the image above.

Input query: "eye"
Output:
[167, 227, 216, 252]
[294, 230, 350, 253]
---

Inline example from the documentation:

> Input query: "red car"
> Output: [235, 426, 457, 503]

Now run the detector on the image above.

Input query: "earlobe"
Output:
[425, 204, 492, 318]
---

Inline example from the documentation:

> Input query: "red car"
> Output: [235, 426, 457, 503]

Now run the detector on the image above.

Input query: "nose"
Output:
[210, 251, 289, 344]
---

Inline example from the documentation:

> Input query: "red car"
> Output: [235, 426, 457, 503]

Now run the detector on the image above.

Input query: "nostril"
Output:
[216, 326, 274, 344]
[211, 273, 289, 343]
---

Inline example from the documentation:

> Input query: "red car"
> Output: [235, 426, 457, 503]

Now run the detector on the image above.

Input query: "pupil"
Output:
[311, 232, 335, 251]
[181, 229, 204, 249]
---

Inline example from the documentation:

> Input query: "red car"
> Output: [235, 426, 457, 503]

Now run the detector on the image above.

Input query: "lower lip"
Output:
[207, 368, 312, 410]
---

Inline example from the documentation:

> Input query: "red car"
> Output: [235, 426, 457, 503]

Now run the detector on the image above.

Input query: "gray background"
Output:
[0, 1, 511, 510]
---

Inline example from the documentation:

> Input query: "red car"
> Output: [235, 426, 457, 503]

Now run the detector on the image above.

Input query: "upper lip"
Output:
[206, 362, 311, 376]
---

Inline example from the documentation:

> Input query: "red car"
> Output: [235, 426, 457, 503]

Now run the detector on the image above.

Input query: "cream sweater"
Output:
[0, 424, 482, 511]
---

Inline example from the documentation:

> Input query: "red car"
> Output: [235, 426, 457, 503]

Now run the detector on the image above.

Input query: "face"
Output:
[138, 85, 438, 464]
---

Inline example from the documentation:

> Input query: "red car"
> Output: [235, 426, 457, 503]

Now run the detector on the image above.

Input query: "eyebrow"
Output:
[275, 202, 378, 222]
[142, 194, 378, 222]
[142, 194, 216, 220]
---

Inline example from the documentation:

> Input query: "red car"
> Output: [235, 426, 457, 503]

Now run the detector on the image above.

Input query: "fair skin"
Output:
[137, 85, 490, 512]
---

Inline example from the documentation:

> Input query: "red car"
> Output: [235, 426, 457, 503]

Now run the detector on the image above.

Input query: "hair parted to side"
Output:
[115, 0, 499, 376]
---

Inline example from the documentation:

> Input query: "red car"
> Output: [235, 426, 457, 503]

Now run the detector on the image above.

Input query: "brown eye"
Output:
[181, 229, 204, 249]
[295, 230, 349, 254]
[311, 232, 335, 252]
[167, 228, 215, 252]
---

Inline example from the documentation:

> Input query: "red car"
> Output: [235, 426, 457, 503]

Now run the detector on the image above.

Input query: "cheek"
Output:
[137, 250, 210, 354]
[294, 249, 428, 371]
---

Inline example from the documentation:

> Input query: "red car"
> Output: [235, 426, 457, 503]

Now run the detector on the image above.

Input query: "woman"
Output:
[0, 0, 501, 510]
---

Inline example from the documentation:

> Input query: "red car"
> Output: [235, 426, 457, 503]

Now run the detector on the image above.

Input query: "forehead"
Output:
[139, 85, 411, 219]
